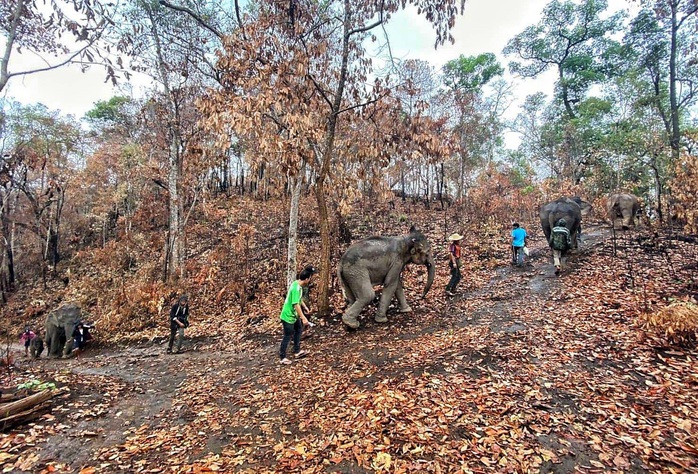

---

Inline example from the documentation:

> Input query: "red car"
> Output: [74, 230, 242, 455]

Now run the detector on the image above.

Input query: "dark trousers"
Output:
[280, 320, 303, 359]
[168, 326, 185, 352]
[513, 246, 524, 266]
[446, 264, 461, 292]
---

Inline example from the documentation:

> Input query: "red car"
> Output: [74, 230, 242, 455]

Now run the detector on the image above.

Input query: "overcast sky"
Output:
[3, 0, 630, 123]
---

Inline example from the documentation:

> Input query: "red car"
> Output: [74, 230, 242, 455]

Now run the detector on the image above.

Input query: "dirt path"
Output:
[6, 224, 695, 473]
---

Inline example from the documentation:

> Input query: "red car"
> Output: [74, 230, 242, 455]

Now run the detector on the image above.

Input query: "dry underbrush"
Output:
[641, 299, 698, 347]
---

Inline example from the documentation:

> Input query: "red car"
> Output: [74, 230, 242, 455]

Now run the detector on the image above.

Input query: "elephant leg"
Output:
[63, 324, 73, 357]
[342, 281, 374, 329]
[394, 281, 412, 313]
[375, 286, 395, 323]
[47, 329, 58, 357]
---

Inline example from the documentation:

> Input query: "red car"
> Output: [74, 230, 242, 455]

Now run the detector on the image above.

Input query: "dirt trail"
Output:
[8, 224, 673, 472]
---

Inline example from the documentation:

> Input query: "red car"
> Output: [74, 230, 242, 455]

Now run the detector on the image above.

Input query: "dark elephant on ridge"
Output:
[45, 303, 82, 357]
[337, 225, 435, 329]
[607, 193, 640, 229]
[540, 197, 592, 249]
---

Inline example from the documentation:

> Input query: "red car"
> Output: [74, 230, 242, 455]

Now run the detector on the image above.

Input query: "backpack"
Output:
[551, 226, 571, 251]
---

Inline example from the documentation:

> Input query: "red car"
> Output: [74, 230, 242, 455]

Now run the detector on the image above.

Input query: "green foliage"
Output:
[85, 96, 132, 127]
[504, 0, 624, 117]
[17, 380, 56, 391]
[442, 53, 503, 93]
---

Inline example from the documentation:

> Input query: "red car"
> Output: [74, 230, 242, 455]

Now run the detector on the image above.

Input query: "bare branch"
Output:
[158, 0, 224, 39]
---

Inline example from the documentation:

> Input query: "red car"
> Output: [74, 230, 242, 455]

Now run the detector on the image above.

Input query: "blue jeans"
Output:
[280, 319, 303, 359]
[513, 246, 524, 266]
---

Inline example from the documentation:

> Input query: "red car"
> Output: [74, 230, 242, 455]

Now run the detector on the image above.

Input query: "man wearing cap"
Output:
[445, 233, 463, 296]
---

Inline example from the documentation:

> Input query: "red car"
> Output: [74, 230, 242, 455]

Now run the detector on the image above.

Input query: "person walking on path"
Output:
[279, 266, 316, 365]
[445, 233, 463, 297]
[550, 219, 572, 274]
[19, 327, 36, 357]
[167, 295, 190, 354]
[511, 223, 528, 267]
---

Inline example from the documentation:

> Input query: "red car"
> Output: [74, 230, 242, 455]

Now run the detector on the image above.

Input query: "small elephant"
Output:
[607, 193, 640, 229]
[45, 304, 82, 357]
[337, 225, 435, 328]
[30, 336, 44, 359]
[540, 197, 591, 249]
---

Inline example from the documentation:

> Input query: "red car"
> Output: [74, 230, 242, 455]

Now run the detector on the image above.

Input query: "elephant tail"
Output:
[337, 262, 353, 304]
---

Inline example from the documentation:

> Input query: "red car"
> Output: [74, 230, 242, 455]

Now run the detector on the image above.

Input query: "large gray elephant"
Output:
[45, 303, 82, 357]
[540, 197, 592, 249]
[338, 226, 435, 329]
[607, 193, 640, 229]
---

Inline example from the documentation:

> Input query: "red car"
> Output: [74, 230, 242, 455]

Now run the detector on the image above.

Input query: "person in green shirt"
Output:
[279, 266, 316, 364]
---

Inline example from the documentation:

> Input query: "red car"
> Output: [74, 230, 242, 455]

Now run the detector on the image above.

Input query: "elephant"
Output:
[607, 193, 640, 229]
[45, 303, 82, 357]
[30, 336, 44, 359]
[540, 197, 592, 250]
[337, 225, 435, 329]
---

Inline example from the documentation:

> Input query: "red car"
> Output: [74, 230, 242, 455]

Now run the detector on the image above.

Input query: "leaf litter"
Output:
[1, 218, 696, 473]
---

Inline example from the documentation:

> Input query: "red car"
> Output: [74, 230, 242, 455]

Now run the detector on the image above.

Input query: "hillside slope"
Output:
[1, 200, 697, 473]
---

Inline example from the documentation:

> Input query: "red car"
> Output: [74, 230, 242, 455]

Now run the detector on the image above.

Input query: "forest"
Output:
[0, 0, 697, 472]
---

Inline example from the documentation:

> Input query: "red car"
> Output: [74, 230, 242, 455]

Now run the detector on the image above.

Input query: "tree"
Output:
[503, 0, 623, 184]
[441, 53, 505, 200]
[200, 0, 462, 314]
[391, 59, 440, 202]
[630, 1, 698, 161]
[115, 0, 223, 281]
[504, 0, 623, 120]
[1, 103, 83, 289]
[0, 0, 121, 93]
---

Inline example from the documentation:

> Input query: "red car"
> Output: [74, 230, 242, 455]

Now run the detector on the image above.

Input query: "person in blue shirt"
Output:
[511, 222, 528, 267]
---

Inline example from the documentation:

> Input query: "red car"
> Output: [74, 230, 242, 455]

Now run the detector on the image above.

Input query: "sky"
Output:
[3, 0, 631, 126]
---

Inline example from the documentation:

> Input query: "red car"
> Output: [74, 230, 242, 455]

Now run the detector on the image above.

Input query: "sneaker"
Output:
[554, 266, 561, 275]
[445, 291, 455, 297]
[295, 350, 309, 359]
[279, 358, 292, 365]
[166, 349, 172, 354]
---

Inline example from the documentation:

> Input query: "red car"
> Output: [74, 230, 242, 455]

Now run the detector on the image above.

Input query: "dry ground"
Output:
[2, 223, 697, 473]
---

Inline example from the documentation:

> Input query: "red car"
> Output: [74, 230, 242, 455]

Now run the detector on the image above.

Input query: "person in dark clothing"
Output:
[72, 322, 93, 354]
[445, 233, 463, 296]
[167, 295, 189, 354]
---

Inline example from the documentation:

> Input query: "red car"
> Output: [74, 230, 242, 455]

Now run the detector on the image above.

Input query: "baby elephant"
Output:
[607, 193, 640, 229]
[30, 336, 45, 359]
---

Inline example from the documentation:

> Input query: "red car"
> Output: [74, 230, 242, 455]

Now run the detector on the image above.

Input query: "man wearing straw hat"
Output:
[445, 232, 463, 296]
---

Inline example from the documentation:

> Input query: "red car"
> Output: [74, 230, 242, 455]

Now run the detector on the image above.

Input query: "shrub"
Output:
[641, 300, 698, 348]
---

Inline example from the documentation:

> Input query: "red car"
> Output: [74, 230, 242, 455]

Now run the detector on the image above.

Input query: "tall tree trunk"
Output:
[286, 171, 304, 288]
[147, 5, 184, 281]
[167, 137, 182, 279]
[315, 180, 332, 314]
[668, 1, 680, 162]
[314, 0, 353, 315]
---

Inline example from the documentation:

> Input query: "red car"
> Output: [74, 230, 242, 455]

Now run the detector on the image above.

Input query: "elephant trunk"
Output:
[422, 255, 435, 298]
